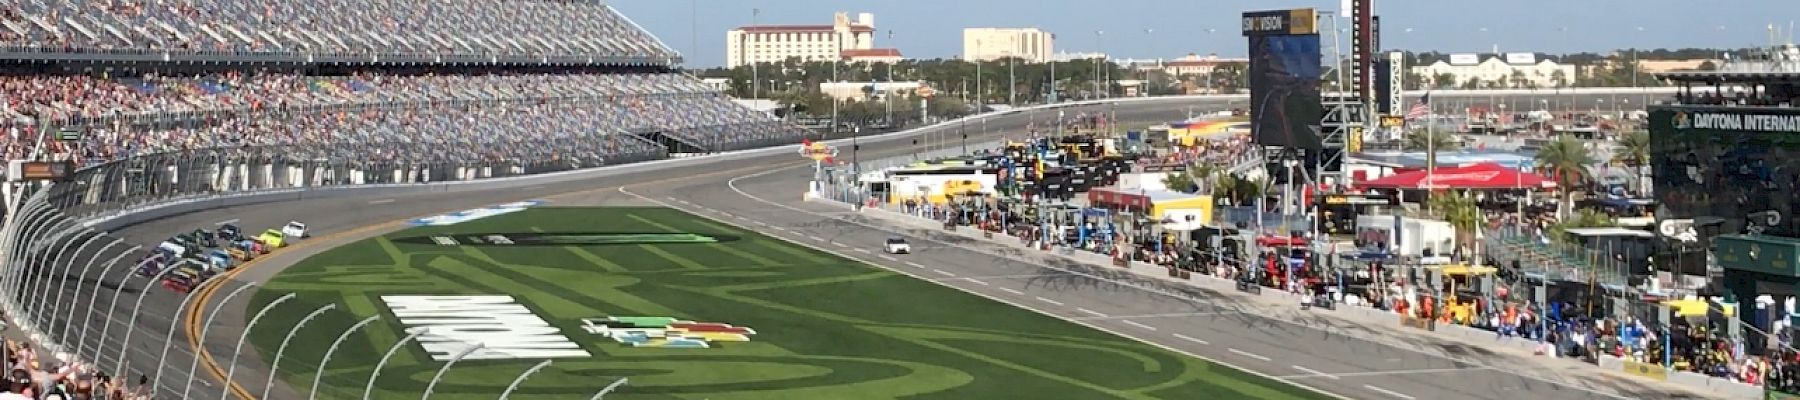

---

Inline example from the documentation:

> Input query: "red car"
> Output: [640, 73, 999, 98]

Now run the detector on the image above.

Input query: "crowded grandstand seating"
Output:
[0, 0, 676, 63]
[0, 72, 803, 163]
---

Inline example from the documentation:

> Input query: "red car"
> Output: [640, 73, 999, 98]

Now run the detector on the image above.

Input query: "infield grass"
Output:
[246, 206, 1329, 400]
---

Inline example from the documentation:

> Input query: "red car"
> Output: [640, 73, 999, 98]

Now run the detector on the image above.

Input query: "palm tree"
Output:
[1429, 190, 1483, 251]
[1614, 130, 1651, 194]
[1535, 135, 1597, 218]
[1405, 128, 1460, 152]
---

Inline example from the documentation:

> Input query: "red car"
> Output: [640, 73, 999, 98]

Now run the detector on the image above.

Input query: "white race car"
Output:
[281, 221, 309, 239]
[884, 237, 911, 254]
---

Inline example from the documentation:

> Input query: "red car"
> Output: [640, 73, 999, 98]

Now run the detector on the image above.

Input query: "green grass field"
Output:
[247, 206, 1328, 400]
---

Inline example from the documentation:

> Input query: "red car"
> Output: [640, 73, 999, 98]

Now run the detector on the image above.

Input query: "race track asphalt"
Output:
[29, 92, 1699, 400]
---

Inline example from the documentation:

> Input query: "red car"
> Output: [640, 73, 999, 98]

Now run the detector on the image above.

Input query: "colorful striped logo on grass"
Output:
[580, 316, 757, 349]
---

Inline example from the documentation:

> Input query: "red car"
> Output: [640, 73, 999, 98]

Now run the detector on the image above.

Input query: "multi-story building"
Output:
[963, 28, 1055, 62]
[726, 12, 884, 68]
[1409, 53, 1578, 88]
[1152, 53, 1248, 77]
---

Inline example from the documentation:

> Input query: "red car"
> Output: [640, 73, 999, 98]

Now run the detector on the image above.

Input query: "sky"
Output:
[610, 0, 1800, 68]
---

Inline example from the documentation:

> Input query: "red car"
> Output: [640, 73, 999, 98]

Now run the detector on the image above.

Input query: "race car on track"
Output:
[237, 239, 268, 255]
[218, 224, 242, 241]
[257, 229, 287, 248]
[282, 221, 309, 238]
[207, 249, 235, 270]
[191, 229, 218, 248]
[884, 237, 911, 254]
[226, 246, 254, 261]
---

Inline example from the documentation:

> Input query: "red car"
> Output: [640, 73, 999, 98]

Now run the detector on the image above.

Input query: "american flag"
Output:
[1405, 92, 1431, 120]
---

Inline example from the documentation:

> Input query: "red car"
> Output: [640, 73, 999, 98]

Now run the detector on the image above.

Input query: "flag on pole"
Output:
[1405, 92, 1432, 120]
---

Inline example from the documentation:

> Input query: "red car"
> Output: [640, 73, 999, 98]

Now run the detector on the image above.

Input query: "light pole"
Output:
[311, 315, 382, 400]
[362, 328, 429, 400]
[181, 282, 259, 398]
[498, 360, 556, 400]
[263, 304, 337, 400]
[1094, 30, 1104, 99]
[219, 293, 298, 400]
[750, 8, 761, 99]
[886, 30, 895, 126]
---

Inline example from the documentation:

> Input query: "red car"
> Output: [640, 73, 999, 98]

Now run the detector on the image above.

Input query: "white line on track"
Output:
[1292, 366, 1340, 380]
[1034, 297, 1064, 306]
[964, 278, 991, 286]
[751, 220, 769, 226]
[215, 218, 239, 225]
[1172, 333, 1209, 345]
[1120, 320, 1158, 331]
[1279, 367, 1492, 379]
[829, 242, 846, 247]
[677, 199, 692, 204]
[878, 255, 897, 261]
[1075, 308, 1108, 318]
[852, 248, 872, 254]
[1229, 348, 1272, 362]
[931, 269, 956, 277]
[367, 198, 395, 205]
[719, 212, 735, 218]
[1074, 311, 1233, 320]
[904, 261, 925, 268]
[771, 226, 788, 231]
[1362, 385, 1415, 400]
[999, 287, 1024, 295]
[806, 235, 824, 241]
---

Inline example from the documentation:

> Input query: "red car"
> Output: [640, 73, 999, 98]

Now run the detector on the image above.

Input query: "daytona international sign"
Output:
[1663, 108, 1800, 134]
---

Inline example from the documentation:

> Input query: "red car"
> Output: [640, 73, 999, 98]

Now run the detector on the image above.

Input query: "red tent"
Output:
[1357, 162, 1556, 190]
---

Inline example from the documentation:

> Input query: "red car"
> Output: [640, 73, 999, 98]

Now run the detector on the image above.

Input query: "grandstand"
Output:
[0, 0, 810, 397]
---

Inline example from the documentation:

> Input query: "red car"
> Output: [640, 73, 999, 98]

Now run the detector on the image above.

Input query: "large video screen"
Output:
[1248, 34, 1324, 150]
[1651, 107, 1800, 241]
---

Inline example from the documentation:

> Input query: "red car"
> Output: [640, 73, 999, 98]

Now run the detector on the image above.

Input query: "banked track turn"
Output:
[37, 90, 1674, 399]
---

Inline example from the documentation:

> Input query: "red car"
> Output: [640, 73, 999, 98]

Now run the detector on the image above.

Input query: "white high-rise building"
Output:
[962, 28, 1054, 62]
[726, 12, 880, 68]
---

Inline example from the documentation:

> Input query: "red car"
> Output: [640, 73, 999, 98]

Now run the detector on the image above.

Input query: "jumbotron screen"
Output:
[1651, 107, 1800, 241]
[1246, 34, 1324, 150]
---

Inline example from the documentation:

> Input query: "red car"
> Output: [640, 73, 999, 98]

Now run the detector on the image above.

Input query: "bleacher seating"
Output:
[0, 0, 677, 63]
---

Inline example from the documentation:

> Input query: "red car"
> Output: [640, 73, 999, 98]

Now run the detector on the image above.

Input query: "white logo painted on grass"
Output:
[409, 200, 544, 226]
[380, 295, 590, 361]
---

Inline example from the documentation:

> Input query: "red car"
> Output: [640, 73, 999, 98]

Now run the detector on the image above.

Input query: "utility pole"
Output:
[886, 30, 895, 126]
[750, 8, 760, 99]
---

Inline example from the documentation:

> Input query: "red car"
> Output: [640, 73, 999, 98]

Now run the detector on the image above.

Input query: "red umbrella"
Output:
[1357, 162, 1556, 190]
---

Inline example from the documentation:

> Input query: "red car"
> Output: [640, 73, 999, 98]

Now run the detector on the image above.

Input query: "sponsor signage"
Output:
[1671, 110, 1800, 133]
[1241, 8, 1318, 36]
[399, 232, 730, 247]
[1621, 361, 1668, 381]
[408, 200, 543, 226]
[1715, 234, 1800, 278]
[8, 160, 74, 182]
[1380, 115, 1406, 128]
[581, 316, 757, 349]
[380, 295, 590, 361]
[799, 140, 838, 162]
[1321, 194, 1397, 206]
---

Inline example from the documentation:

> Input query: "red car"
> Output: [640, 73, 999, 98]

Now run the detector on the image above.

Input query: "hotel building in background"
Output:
[962, 28, 1055, 62]
[726, 12, 898, 68]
